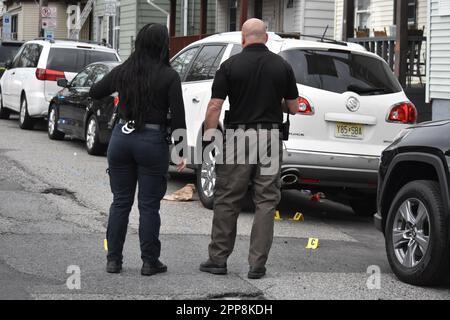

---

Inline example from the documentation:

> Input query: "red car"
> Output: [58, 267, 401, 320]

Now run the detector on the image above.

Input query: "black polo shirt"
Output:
[211, 43, 299, 125]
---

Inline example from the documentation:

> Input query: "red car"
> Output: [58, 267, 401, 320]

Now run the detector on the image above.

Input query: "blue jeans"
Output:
[106, 123, 169, 264]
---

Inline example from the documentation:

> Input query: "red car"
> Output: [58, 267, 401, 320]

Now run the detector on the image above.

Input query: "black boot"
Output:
[141, 260, 168, 276]
[248, 266, 266, 279]
[199, 259, 227, 275]
[106, 260, 122, 274]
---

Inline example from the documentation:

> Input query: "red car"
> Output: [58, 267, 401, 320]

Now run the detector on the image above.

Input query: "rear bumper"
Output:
[281, 149, 380, 189]
[26, 91, 50, 118]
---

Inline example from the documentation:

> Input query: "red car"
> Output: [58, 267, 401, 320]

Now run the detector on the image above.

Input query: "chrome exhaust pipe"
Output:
[281, 169, 300, 186]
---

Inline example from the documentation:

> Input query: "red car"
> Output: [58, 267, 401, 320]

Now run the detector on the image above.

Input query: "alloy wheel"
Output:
[392, 198, 430, 268]
[20, 100, 26, 124]
[86, 118, 97, 150]
[48, 108, 56, 135]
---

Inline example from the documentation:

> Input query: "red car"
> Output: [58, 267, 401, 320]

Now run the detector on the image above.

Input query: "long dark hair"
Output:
[114, 23, 170, 130]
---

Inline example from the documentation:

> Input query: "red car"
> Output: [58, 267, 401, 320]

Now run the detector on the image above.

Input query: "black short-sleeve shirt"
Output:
[211, 43, 298, 125]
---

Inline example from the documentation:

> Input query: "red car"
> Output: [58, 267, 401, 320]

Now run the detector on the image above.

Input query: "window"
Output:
[0, 44, 21, 62]
[90, 65, 110, 84]
[71, 67, 93, 88]
[393, 0, 418, 27]
[13, 44, 43, 68]
[229, 0, 237, 31]
[279, 49, 402, 95]
[254, 0, 263, 19]
[47, 48, 118, 73]
[11, 15, 18, 40]
[171, 47, 199, 80]
[229, 44, 243, 57]
[355, 0, 370, 29]
[185, 45, 226, 82]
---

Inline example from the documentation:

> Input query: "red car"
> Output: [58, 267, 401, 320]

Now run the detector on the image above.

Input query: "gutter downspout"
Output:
[146, 0, 170, 30]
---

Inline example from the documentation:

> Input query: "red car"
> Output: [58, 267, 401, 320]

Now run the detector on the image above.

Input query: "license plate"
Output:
[335, 122, 364, 139]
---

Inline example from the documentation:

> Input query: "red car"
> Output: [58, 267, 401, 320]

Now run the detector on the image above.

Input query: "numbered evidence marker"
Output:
[305, 238, 320, 250]
[289, 212, 304, 221]
[103, 239, 108, 252]
[274, 210, 283, 221]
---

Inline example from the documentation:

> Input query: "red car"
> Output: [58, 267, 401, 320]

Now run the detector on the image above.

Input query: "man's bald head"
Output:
[241, 18, 268, 47]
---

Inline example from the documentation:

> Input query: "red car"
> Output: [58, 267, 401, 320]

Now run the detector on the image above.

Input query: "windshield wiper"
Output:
[347, 84, 389, 95]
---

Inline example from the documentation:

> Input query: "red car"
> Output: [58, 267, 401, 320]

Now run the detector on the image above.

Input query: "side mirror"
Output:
[57, 78, 69, 88]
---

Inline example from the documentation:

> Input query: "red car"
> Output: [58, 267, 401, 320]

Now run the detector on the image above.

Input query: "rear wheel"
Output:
[19, 94, 35, 130]
[0, 87, 11, 120]
[385, 180, 450, 286]
[196, 146, 216, 210]
[47, 104, 65, 140]
[86, 115, 106, 156]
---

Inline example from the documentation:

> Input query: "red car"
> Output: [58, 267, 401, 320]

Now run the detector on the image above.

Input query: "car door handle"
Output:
[192, 97, 200, 104]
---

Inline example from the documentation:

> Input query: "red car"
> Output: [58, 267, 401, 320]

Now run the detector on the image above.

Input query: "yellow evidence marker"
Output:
[274, 210, 283, 221]
[306, 238, 320, 250]
[103, 239, 108, 252]
[289, 212, 305, 221]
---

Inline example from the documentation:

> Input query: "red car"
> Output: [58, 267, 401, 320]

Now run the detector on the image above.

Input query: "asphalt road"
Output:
[0, 116, 449, 300]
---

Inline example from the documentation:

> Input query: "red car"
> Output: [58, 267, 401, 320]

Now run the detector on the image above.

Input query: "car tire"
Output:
[0, 87, 11, 120]
[196, 145, 255, 212]
[19, 94, 35, 130]
[385, 180, 450, 286]
[47, 104, 65, 140]
[349, 196, 377, 216]
[86, 115, 106, 156]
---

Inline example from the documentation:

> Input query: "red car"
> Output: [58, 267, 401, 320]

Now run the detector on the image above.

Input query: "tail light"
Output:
[387, 102, 417, 124]
[113, 96, 120, 107]
[35, 68, 66, 81]
[297, 96, 314, 115]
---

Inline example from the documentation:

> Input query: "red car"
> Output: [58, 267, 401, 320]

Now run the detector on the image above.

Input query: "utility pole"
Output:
[38, 0, 49, 37]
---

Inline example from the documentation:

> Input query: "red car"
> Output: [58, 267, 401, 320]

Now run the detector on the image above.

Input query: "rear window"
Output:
[279, 49, 402, 95]
[47, 48, 118, 73]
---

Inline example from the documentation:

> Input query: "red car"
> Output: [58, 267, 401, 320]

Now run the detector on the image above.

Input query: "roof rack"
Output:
[33, 37, 112, 48]
[275, 32, 348, 46]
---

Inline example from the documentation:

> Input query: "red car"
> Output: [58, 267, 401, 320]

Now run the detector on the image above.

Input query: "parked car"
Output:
[0, 40, 24, 78]
[0, 38, 120, 128]
[47, 61, 120, 155]
[170, 32, 417, 215]
[375, 120, 450, 285]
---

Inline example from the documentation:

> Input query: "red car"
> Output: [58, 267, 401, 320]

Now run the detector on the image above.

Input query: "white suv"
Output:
[171, 32, 417, 215]
[0, 39, 120, 129]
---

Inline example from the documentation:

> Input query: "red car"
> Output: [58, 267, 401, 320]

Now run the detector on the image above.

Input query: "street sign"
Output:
[105, 0, 117, 16]
[44, 29, 55, 40]
[3, 14, 11, 40]
[41, 6, 57, 18]
[42, 18, 57, 30]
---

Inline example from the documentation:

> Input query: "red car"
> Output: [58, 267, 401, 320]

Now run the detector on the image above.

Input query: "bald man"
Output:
[200, 19, 299, 279]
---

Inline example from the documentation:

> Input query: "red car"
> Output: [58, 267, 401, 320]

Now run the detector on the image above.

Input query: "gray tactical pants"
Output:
[208, 130, 282, 268]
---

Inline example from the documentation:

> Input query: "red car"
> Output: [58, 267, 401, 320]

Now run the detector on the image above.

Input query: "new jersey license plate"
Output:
[335, 122, 364, 139]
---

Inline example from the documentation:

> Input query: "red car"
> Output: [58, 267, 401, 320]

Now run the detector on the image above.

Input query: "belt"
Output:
[225, 123, 281, 130]
[118, 119, 166, 131]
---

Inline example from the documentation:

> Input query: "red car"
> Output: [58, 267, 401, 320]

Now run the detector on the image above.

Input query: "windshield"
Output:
[47, 48, 118, 73]
[279, 49, 403, 95]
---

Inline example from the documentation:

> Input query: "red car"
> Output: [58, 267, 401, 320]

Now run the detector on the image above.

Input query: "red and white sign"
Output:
[41, 7, 57, 18]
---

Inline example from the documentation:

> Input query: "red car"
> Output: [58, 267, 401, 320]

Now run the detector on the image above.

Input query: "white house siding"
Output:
[118, 0, 137, 59]
[302, 0, 335, 37]
[427, 0, 450, 119]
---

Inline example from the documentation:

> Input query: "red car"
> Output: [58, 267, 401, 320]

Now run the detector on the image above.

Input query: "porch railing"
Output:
[348, 36, 427, 86]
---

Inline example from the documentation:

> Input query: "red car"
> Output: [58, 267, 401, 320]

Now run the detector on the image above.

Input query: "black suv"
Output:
[376, 119, 450, 285]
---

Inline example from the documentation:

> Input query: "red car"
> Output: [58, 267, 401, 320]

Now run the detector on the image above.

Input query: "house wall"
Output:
[302, 0, 335, 37]
[118, 0, 137, 59]
[427, 0, 450, 119]
[334, 0, 427, 40]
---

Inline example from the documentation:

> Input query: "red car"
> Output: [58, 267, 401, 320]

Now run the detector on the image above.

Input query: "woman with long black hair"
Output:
[90, 23, 186, 276]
